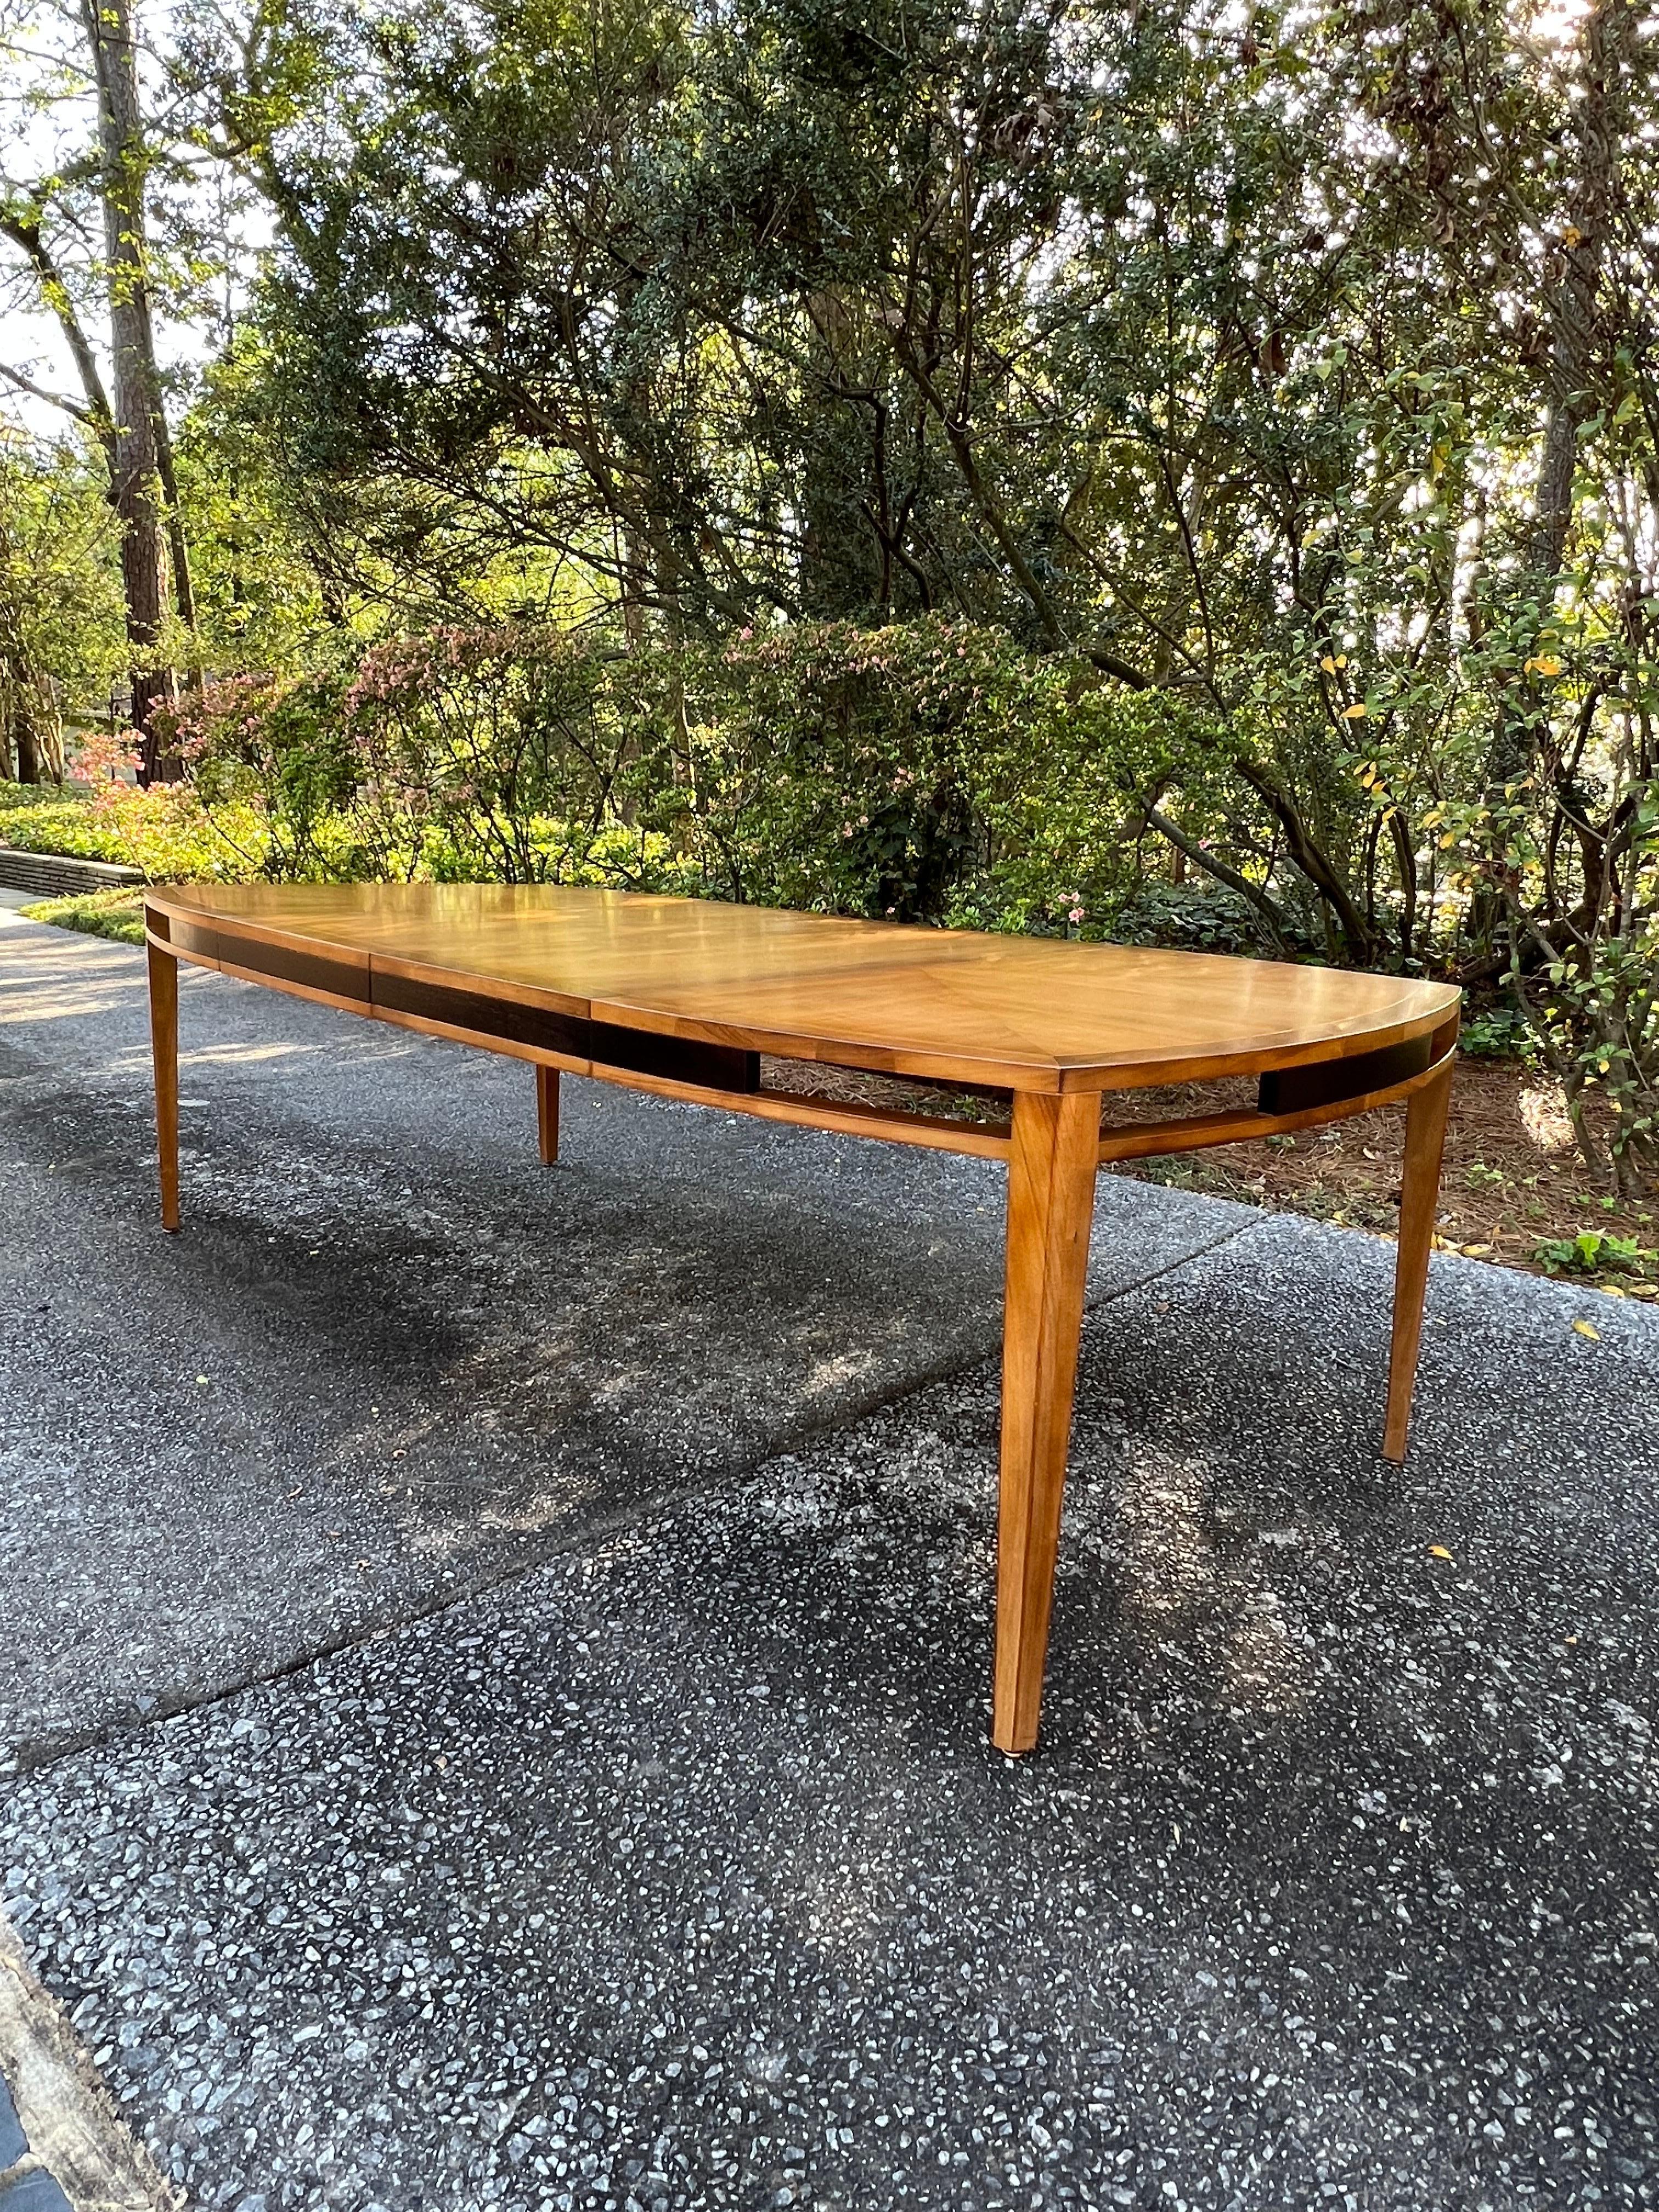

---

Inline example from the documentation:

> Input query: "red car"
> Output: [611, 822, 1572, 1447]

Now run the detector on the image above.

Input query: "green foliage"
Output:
[0, 795, 120, 860]
[0, 439, 127, 780]
[1532, 1230, 1656, 1278]
[1459, 1007, 1541, 1063]
[649, 623, 1097, 922]
[199, 0, 1655, 1187]
[172, 340, 344, 675]
[1, 764, 259, 883]
[1079, 883, 1273, 959]
[166, 672, 357, 878]
[7, 0, 1658, 1190]
[0, 780, 61, 814]
[342, 627, 650, 884]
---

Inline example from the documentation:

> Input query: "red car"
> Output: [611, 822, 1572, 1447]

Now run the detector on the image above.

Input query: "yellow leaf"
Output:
[1572, 1318, 1600, 1340]
[1428, 1544, 1453, 1559]
[1341, 702, 1369, 720]
[1321, 654, 1337, 672]
[1562, 224, 1583, 247]
[1525, 653, 1562, 677]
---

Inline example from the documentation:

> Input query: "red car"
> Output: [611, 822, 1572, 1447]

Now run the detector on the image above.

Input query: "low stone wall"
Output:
[0, 848, 143, 899]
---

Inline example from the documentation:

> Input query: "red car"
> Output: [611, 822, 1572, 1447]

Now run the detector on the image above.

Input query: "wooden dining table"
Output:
[143, 881, 1460, 1753]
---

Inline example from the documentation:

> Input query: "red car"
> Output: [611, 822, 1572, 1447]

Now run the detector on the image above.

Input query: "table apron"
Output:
[164, 916, 760, 1096]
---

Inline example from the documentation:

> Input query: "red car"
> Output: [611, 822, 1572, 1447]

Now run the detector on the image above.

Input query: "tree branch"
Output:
[0, 357, 94, 422]
[1229, 753, 1376, 963]
[0, 209, 116, 461]
[1145, 805, 1293, 947]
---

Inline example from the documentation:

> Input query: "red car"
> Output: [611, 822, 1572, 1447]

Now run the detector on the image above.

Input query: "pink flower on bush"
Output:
[71, 727, 142, 786]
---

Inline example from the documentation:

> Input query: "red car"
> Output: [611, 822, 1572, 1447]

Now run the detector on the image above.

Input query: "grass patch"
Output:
[19, 887, 148, 945]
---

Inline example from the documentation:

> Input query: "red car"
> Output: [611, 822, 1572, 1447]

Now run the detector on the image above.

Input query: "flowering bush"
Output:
[160, 675, 353, 879]
[341, 625, 657, 884]
[22, 623, 1307, 953]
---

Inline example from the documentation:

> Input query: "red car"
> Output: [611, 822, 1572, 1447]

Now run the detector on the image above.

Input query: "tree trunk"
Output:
[0, 512, 63, 785]
[151, 398, 202, 687]
[81, 0, 178, 783]
[1482, 0, 1619, 798]
[0, 642, 62, 786]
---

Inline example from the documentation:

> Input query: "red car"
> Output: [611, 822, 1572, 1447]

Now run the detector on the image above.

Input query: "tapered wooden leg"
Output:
[536, 1063, 560, 1164]
[148, 938, 180, 1233]
[1383, 1059, 1454, 1462]
[992, 1089, 1101, 1755]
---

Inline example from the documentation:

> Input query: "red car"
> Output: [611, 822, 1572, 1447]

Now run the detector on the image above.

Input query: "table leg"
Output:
[148, 938, 180, 1233]
[1383, 1057, 1454, 1462]
[537, 1064, 560, 1164]
[992, 1089, 1101, 1755]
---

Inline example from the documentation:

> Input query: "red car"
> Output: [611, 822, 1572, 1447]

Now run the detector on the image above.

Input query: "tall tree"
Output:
[1, 0, 200, 777]
[81, 0, 178, 772]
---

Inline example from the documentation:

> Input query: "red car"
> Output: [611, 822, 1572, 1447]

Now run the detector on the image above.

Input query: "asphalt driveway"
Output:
[2, 912, 1656, 2211]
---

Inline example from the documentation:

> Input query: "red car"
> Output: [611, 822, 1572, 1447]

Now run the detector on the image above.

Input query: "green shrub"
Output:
[1532, 1229, 1655, 1277]
[174, 617, 1216, 938]
[0, 796, 115, 860]
[0, 780, 64, 814]
[155, 618, 1328, 964]
[167, 673, 357, 879]
[1460, 1004, 1539, 1062]
[630, 621, 1202, 932]
[1, 763, 259, 883]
